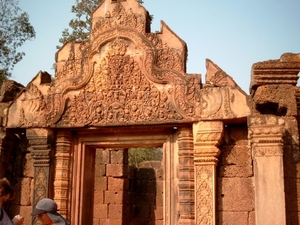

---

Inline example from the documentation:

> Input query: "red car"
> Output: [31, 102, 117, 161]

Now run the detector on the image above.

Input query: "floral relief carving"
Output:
[57, 38, 183, 126]
[7, 0, 242, 129]
[196, 165, 213, 225]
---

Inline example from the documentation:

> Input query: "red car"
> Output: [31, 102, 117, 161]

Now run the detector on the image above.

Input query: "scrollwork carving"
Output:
[195, 165, 213, 225]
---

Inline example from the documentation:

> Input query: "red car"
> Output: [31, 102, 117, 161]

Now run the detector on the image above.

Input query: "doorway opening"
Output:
[93, 147, 164, 224]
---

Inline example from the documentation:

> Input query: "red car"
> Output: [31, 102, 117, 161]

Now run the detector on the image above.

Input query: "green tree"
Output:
[58, 0, 102, 47]
[129, 147, 163, 168]
[58, 0, 145, 48]
[0, 0, 35, 84]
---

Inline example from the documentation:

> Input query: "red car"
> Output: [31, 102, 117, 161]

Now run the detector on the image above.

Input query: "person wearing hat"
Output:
[0, 178, 24, 225]
[31, 198, 70, 225]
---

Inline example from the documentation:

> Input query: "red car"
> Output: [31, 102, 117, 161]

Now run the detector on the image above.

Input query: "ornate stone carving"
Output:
[54, 130, 72, 217]
[248, 115, 285, 157]
[92, 1, 147, 36]
[195, 165, 213, 225]
[177, 127, 195, 224]
[193, 121, 223, 225]
[205, 59, 237, 88]
[5, 0, 250, 129]
[27, 128, 51, 224]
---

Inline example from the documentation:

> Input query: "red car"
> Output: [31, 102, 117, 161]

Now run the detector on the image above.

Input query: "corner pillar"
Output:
[27, 128, 52, 217]
[248, 115, 286, 225]
[177, 127, 195, 225]
[54, 130, 72, 218]
[193, 121, 223, 225]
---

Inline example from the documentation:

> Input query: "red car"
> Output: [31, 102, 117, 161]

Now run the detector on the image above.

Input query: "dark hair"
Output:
[0, 178, 14, 199]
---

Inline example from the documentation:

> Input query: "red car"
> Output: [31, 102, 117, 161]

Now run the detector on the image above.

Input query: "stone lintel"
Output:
[250, 53, 300, 92]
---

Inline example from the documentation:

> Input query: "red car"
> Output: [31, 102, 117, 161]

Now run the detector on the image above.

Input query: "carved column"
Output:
[27, 128, 51, 223]
[193, 121, 223, 225]
[248, 115, 286, 225]
[54, 130, 72, 218]
[177, 127, 195, 225]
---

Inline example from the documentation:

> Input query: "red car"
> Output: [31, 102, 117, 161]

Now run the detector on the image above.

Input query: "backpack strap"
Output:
[0, 207, 3, 221]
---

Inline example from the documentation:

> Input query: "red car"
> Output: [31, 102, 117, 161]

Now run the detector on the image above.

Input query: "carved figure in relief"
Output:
[92, 2, 145, 35]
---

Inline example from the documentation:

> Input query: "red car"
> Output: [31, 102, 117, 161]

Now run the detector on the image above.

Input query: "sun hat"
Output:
[31, 198, 70, 225]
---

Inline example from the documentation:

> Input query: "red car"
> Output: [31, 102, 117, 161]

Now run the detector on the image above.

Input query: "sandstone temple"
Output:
[0, 0, 300, 224]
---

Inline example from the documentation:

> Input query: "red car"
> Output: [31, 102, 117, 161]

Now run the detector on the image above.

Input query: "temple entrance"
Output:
[69, 125, 181, 225]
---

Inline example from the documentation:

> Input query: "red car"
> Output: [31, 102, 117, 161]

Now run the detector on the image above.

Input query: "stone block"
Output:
[217, 212, 248, 225]
[23, 153, 34, 178]
[153, 220, 163, 225]
[11, 178, 31, 206]
[93, 218, 100, 225]
[131, 204, 151, 220]
[139, 180, 157, 193]
[110, 149, 128, 164]
[94, 190, 104, 204]
[133, 192, 155, 205]
[94, 204, 108, 219]
[108, 177, 129, 191]
[155, 191, 164, 207]
[20, 178, 32, 206]
[218, 145, 253, 178]
[130, 219, 148, 224]
[100, 219, 123, 225]
[95, 177, 107, 191]
[253, 84, 297, 116]
[136, 167, 156, 180]
[249, 211, 255, 225]
[106, 164, 128, 177]
[223, 124, 248, 146]
[150, 205, 163, 220]
[96, 149, 110, 164]
[105, 191, 130, 204]
[0, 80, 24, 102]
[286, 212, 300, 225]
[217, 178, 254, 211]
[108, 204, 130, 220]
[95, 164, 106, 177]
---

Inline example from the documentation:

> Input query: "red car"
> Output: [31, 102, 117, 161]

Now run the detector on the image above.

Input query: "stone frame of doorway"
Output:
[69, 126, 182, 225]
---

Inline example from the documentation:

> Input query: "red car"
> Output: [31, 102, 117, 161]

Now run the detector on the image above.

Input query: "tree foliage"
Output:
[0, 0, 35, 83]
[129, 147, 163, 168]
[58, 0, 102, 47]
[58, 0, 145, 48]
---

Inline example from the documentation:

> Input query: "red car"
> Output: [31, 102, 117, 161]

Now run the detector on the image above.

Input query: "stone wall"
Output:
[93, 148, 163, 225]
[217, 124, 255, 225]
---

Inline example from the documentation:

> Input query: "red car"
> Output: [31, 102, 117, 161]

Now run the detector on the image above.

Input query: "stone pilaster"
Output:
[27, 128, 51, 224]
[177, 127, 195, 225]
[248, 115, 286, 225]
[54, 130, 72, 218]
[193, 121, 223, 225]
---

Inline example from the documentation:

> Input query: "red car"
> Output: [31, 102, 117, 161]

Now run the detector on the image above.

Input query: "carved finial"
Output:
[205, 59, 237, 88]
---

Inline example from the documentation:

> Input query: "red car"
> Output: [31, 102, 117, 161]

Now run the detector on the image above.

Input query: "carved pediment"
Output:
[6, 0, 250, 128]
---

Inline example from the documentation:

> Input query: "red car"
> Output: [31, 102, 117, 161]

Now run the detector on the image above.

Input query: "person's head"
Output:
[0, 178, 14, 205]
[31, 198, 69, 225]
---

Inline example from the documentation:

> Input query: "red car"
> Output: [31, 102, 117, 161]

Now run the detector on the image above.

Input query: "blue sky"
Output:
[14, 0, 300, 93]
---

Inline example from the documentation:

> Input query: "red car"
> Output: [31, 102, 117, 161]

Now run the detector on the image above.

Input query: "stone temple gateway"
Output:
[1, 0, 300, 224]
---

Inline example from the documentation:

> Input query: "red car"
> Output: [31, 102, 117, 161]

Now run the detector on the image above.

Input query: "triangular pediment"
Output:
[6, 0, 250, 128]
